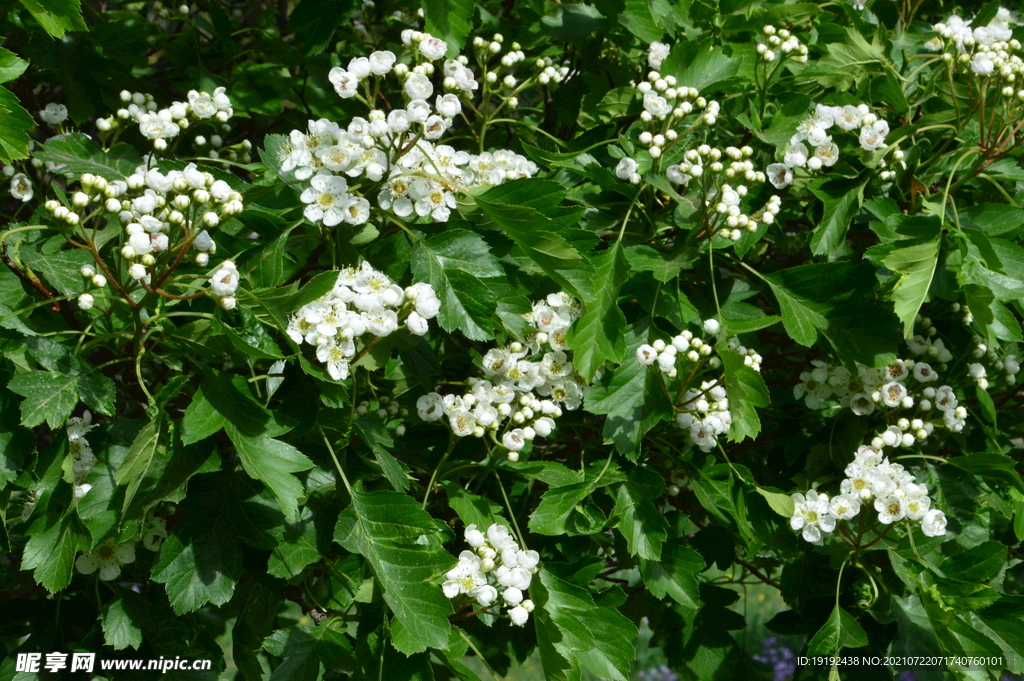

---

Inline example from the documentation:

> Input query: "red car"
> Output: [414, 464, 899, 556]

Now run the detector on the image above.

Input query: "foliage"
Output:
[1, 0, 1023, 680]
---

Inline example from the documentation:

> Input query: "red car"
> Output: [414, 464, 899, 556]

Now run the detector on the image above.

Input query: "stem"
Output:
[422, 434, 456, 509]
[320, 427, 353, 495]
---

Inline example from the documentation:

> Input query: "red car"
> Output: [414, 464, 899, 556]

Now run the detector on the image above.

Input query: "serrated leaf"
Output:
[102, 598, 143, 651]
[32, 132, 142, 180]
[881, 238, 940, 339]
[618, 0, 663, 42]
[584, 322, 672, 459]
[530, 461, 624, 536]
[719, 347, 769, 442]
[228, 427, 313, 522]
[613, 467, 668, 560]
[411, 230, 500, 341]
[21, 509, 85, 593]
[421, 0, 475, 56]
[8, 371, 78, 429]
[756, 487, 795, 518]
[263, 624, 355, 681]
[17, 0, 87, 37]
[333, 488, 452, 654]
[568, 244, 627, 381]
[151, 512, 242, 615]
[533, 568, 637, 681]
[267, 506, 323, 580]
[807, 604, 869, 655]
[639, 543, 705, 609]
[809, 177, 866, 256]
[0, 86, 34, 162]
[115, 419, 161, 517]
[0, 47, 29, 84]
[354, 418, 410, 492]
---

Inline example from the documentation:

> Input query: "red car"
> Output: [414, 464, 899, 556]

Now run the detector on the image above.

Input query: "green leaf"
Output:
[289, 0, 356, 57]
[0, 47, 29, 84]
[114, 419, 162, 517]
[639, 543, 705, 609]
[411, 229, 500, 341]
[941, 541, 1007, 583]
[102, 598, 143, 651]
[764, 262, 899, 367]
[421, 0, 475, 55]
[354, 418, 410, 492]
[8, 371, 78, 429]
[807, 604, 869, 656]
[228, 427, 314, 522]
[756, 487, 795, 518]
[333, 488, 453, 654]
[613, 467, 668, 560]
[17, 0, 87, 38]
[663, 42, 740, 94]
[618, 0, 663, 42]
[21, 508, 86, 593]
[0, 86, 35, 163]
[76, 372, 115, 417]
[534, 568, 637, 681]
[881, 238, 941, 339]
[568, 244, 628, 381]
[151, 512, 242, 615]
[17, 245, 93, 296]
[263, 624, 355, 681]
[809, 177, 866, 256]
[529, 461, 624, 536]
[719, 347, 769, 442]
[267, 505, 324, 580]
[32, 132, 142, 180]
[624, 244, 691, 283]
[540, 4, 607, 42]
[584, 322, 672, 459]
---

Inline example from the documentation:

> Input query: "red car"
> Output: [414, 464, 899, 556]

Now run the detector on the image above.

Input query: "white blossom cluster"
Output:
[638, 322, 762, 452]
[768, 103, 897, 189]
[790, 445, 948, 545]
[279, 32, 538, 227]
[43, 164, 244, 300]
[933, 9, 1023, 86]
[794, 356, 968, 442]
[67, 411, 97, 499]
[468, 32, 569, 108]
[98, 87, 235, 152]
[666, 145, 778, 241]
[965, 328, 1021, 388]
[756, 25, 809, 64]
[286, 262, 441, 381]
[442, 524, 539, 627]
[417, 293, 582, 461]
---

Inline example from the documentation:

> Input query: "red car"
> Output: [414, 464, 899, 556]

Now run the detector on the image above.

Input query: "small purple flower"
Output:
[637, 665, 679, 681]
[754, 637, 796, 681]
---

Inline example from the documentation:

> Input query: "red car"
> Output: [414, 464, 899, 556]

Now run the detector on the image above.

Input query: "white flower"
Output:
[368, 50, 396, 75]
[417, 393, 445, 421]
[833, 105, 862, 131]
[419, 35, 448, 60]
[509, 605, 529, 626]
[881, 381, 908, 407]
[465, 524, 486, 547]
[503, 429, 526, 452]
[436, 93, 462, 118]
[470, 584, 499, 606]
[487, 524, 517, 551]
[636, 344, 657, 365]
[829, 494, 860, 520]
[316, 343, 351, 381]
[703, 318, 720, 334]
[449, 409, 476, 436]
[814, 143, 840, 167]
[904, 493, 931, 521]
[40, 103, 68, 125]
[615, 157, 638, 180]
[77, 293, 94, 310]
[921, 509, 947, 537]
[874, 494, 906, 524]
[405, 73, 434, 100]
[784, 142, 809, 167]
[648, 41, 671, 69]
[407, 311, 430, 336]
[10, 173, 33, 202]
[300, 172, 350, 226]
[766, 163, 792, 189]
[328, 68, 359, 98]
[859, 122, 887, 151]
[503, 586, 524, 606]
[790, 490, 835, 543]
[75, 541, 136, 581]
[209, 260, 239, 297]
[129, 263, 148, 281]
[970, 54, 995, 75]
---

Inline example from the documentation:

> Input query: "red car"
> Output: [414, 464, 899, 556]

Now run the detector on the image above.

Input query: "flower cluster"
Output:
[468, 32, 568, 110]
[794, 356, 968, 442]
[67, 411, 97, 499]
[791, 445, 948, 544]
[442, 524, 539, 627]
[638, 322, 762, 452]
[967, 331, 1020, 388]
[286, 262, 441, 381]
[768, 103, 896, 189]
[279, 32, 537, 227]
[417, 293, 582, 460]
[99, 87, 234, 151]
[668, 145, 778, 241]
[756, 26, 809, 64]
